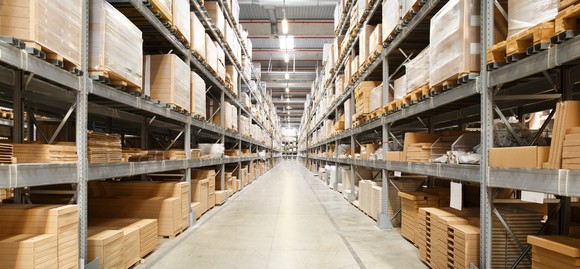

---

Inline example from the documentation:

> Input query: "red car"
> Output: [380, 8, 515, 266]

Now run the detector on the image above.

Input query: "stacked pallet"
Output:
[88, 132, 122, 164]
[192, 169, 216, 210]
[406, 143, 432, 162]
[562, 127, 580, 169]
[398, 192, 441, 244]
[0, 143, 13, 164]
[448, 224, 480, 269]
[431, 215, 470, 269]
[528, 235, 580, 269]
[492, 206, 543, 269]
[0, 204, 79, 269]
[13, 143, 77, 163]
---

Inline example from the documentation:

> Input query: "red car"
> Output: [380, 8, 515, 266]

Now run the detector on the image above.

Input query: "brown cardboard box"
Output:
[402, 133, 439, 161]
[489, 146, 550, 168]
[386, 151, 403, 161]
[144, 54, 191, 111]
[359, 25, 376, 67]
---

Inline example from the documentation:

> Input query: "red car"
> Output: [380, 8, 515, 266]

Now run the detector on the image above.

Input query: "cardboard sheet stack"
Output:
[88, 132, 122, 164]
[13, 143, 78, 163]
[398, 192, 441, 244]
[403, 133, 440, 162]
[563, 127, 580, 169]
[448, 224, 480, 269]
[405, 47, 429, 93]
[0, 204, 79, 269]
[163, 149, 186, 160]
[145, 54, 191, 111]
[90, 0, 143, 90]
[191, 71, 207, 119]
[192, 169, 216, 210]
[545, 101, 580, 169]
[190, 11, 206, 58]
[528, 235, 580, 269]
[191, 178, 209, 219]
[172, 0, 191, 45]
[0, 0, 82, 69]
[0, 143, 13, 164]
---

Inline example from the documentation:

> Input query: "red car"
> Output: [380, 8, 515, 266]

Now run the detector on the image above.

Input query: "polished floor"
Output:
[137, 160, 426, 269]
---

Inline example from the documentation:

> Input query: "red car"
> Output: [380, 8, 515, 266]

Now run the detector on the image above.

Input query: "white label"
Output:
[450, 182, 462, 210]
[394, 171, 401, 177]
[521, 191, 545, 204]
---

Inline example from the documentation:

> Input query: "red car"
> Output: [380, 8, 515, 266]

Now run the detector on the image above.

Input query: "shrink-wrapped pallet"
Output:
[333, 36, 345, 65]
[215, 41, 225, 66]
[405, 47, 429, 92]
[145, 54, 191, 111]
[323, 43, 333, 65]
[173, 0, 191, 44]
[205, 34, 218, 72]
[191, 71, 206, 118]
[369, 24, 383, 54]
[336, 75, 345, 95]
[359, 25, 376, 67]
[429, 0, 480, 88]
[90, 0, 143, 89]
[0, 0, 82, 67]
[205, 1, 225, 34]
[382, 0, 401, 42]
[368, 85, 383, 112]
[190, 12, 206, 57]
[240, 115, 250, 136]
[394, 75, 407, 100]
[226, 65, 238, 95]
[508, 0, 558, 37]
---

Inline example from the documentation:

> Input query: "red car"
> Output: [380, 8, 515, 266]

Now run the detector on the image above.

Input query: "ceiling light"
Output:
[282, 18, 288, 34]
[287, 111, 290, 114]
[285, 73, 289, 79]
[286, 106, 291, 109]
[284, 52, 289, 63]
[279, 36, 294, 50]
[285, 87, 289, 93]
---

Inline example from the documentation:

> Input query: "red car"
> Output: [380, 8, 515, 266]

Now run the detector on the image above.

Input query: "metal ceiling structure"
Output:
[240, 0, 337, 129]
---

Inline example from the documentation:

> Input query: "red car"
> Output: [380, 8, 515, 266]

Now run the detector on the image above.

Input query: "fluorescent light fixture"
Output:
[282, 18, 288, 34]
[285, 73, 289, 79]
[279, 36, 294, 50]
[286, 106, 291, 109]
[285, 87, 289, 93]
[287, 111, 290, 114]
[284, 52, 289, 62]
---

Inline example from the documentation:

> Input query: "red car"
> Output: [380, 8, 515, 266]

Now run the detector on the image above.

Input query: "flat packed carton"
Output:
[489, 146, 550, 168]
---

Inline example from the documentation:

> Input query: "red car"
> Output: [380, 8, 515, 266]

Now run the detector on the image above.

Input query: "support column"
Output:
[378, 51, 393, 229]
[12, 70, 25, 204]
[185, 124, 194, 224]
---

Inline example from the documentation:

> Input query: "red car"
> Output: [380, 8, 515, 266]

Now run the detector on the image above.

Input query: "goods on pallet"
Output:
[150, 0, 172, 22]
[190, 12, 206, 58]
[211, 101, 238, 130]
[205, 35, 218, 72]
[382, 0, 401, 42]
[355, 81, 382, 118]
[145, 54, 191, 112]
[369, 24, 383, 54]
[402, 133, 439, 161]
[563, 127, 580, 169]
[405, 47, 429, 93]
[13, 143, 77, 163]
[0, 204, 79, 269]
[350, 56, 359, 77]
[90, 0, 143, 90]
[359, 25, 376, 67]
[0, 0, 82, 68]
[508, 0, 558, 37]
[88, 132, 122, 164]
[489, 146, 550, 168]
[88, 229, 123, 269]
[215, 190, 227, 205]
[205, 1, 225, 34]
[172, 0, 191, 44]
[215, 42, 225, 71]
[163, 149, 186, 160]
[226, 65, 238, 95]
[528, 235, 580, 269]
[429, 0, 480, 88]
[323, 43, 333, 66]
[333, 36, 344, 65]
[399, 192, 442, 244]
[199, 144, 225, 158]
[191, 71, 207, 119]
[192, 169, 216, 209]
[393, 75, 406, 100]
[544, 101, 580, 169]
[191, 179, 209, 217]
[449, 224, 480, 269]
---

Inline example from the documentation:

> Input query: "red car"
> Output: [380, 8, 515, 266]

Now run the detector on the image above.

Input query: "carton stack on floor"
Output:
[0, 204, 79, 269]
[448, 224, 480, 269]
[398, 192, 442, 244]
[528, 235, 580, 269]
[192, 169, 217, 215]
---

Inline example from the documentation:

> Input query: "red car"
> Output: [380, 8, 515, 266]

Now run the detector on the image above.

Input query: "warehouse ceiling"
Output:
[239, 0, 337, 131]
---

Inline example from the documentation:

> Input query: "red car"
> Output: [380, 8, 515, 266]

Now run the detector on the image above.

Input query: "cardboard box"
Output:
[144, 54, 191, 111]
[359, 25, 376, 67]
[205, 34, 218, 71]
[190, 12, 206, 57]
[386, 151, 404, 161]
[402, 133, 439, 161]
[204, 1, 225, 34]
[369, 24, 383, 54]
[489, 146, 550, 168]
[172, 0, 190, 44]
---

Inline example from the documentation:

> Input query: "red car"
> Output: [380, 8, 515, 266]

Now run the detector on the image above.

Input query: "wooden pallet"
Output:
[429, 73, 478, 94]
[402, 0, 424, 22]
[486, 40, 507, 70]
[383, 24, 403, 44]
[385, 99, 403, 113]
[553, 3, 580, 43]
[149, 0, 173, 25]
[170, 26, 190, 48]
[559, 0, 580, 11]
[506, 21, 555, 62]
[24, 42, 82, 75]
[90, 70, 143, 94]
[403, 84, 429, 107]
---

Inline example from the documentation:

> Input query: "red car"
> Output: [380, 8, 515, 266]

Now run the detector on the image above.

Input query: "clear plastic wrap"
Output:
[90, 0, 143, 87]
[199, 144, 224, 158]
[231, 0, 240, 23]
[191, 71, 206, 118]
[508, 0, 558, 37]
[394, 75, 406, 100]
[359, 25, 375, 66]
[215, 41, 225, 66]
[382, 0, 401, 41]
[173, 0, 190, 44]
[323, 43, 333, 65]
[405, 46, 429, 92]
[205, 1, 225, 33]
[368, 85, 383, 112]
[190, 12, 206, 57]
[429, 0, 480, 87]
[369, 24, 383, 54]
[145, 54, 191, 111]
[205, 34, 217, 70]
[335, 75, 345, 95]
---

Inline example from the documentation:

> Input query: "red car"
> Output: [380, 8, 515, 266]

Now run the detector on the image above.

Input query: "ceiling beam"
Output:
[242, 20, 334, 37]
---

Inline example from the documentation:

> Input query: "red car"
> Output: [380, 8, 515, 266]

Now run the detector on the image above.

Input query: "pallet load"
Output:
[0, 204, 79, 269]
[192, 169, 216, 209]
[0, 0, 82, 71]
[90, 0, 143, 92]
[144, 54, 191, 112]
[191, 178, 209, 219]
[429, 0, 480, 91]
[87, 132, 122, 164]
[405, 47, 430, 97]
[13, 143, 77, 163]
[211, 101, 238, 131]
[544, 101, 580, 169]
[563, 127, 580, 169]
[191, 71, 207, 119]
[402, 133, 439, 162]
[354, 81, 382, 121]
[226, 65, 239, 95]
[398, 192, 441, 244]
[369, 24, 383, 56]
[448, 224, 480, 269]
[382, 0, 401, 42]
[172, 0, 191, 46]
[190, 12, 206, 59]
[205, 1, 226, 34]
[508, 0, 558, 38]
[359, 25, 376, 67]
[528, 235, 580, 269]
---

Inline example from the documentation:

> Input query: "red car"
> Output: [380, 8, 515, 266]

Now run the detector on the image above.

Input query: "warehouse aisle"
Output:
[138, 160, 426, 269]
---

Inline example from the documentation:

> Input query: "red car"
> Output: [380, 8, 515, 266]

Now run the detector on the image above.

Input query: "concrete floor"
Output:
[137, 160, 427, 269]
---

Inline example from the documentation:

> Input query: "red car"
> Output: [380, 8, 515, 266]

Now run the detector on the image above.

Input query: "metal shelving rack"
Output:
[0, 0, 281, 266]
[300, 0, 580, 268]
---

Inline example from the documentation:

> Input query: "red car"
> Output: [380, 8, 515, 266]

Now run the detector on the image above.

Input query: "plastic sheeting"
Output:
[369, 24, 383, 54]
[145, 54, 191, 111]
[205, 1, 225, 33]
[405, 47, 429, 92]
[335, 75, 345, 96]
[359, 25, 376, 67]
[369, 84, 383, 112]
[173, 0, 190, 44]
[382, 0, 400, 42]
[394, 75, 406, 100]
[205, 34, 218, 71]
[191, 71, 206, 118]
[508, 0, 558, 37]
[199, 144, 224, 158]
[429, 0, 480, 87]
[90, 0, 143, 87]
[190, 12, 206, 57]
